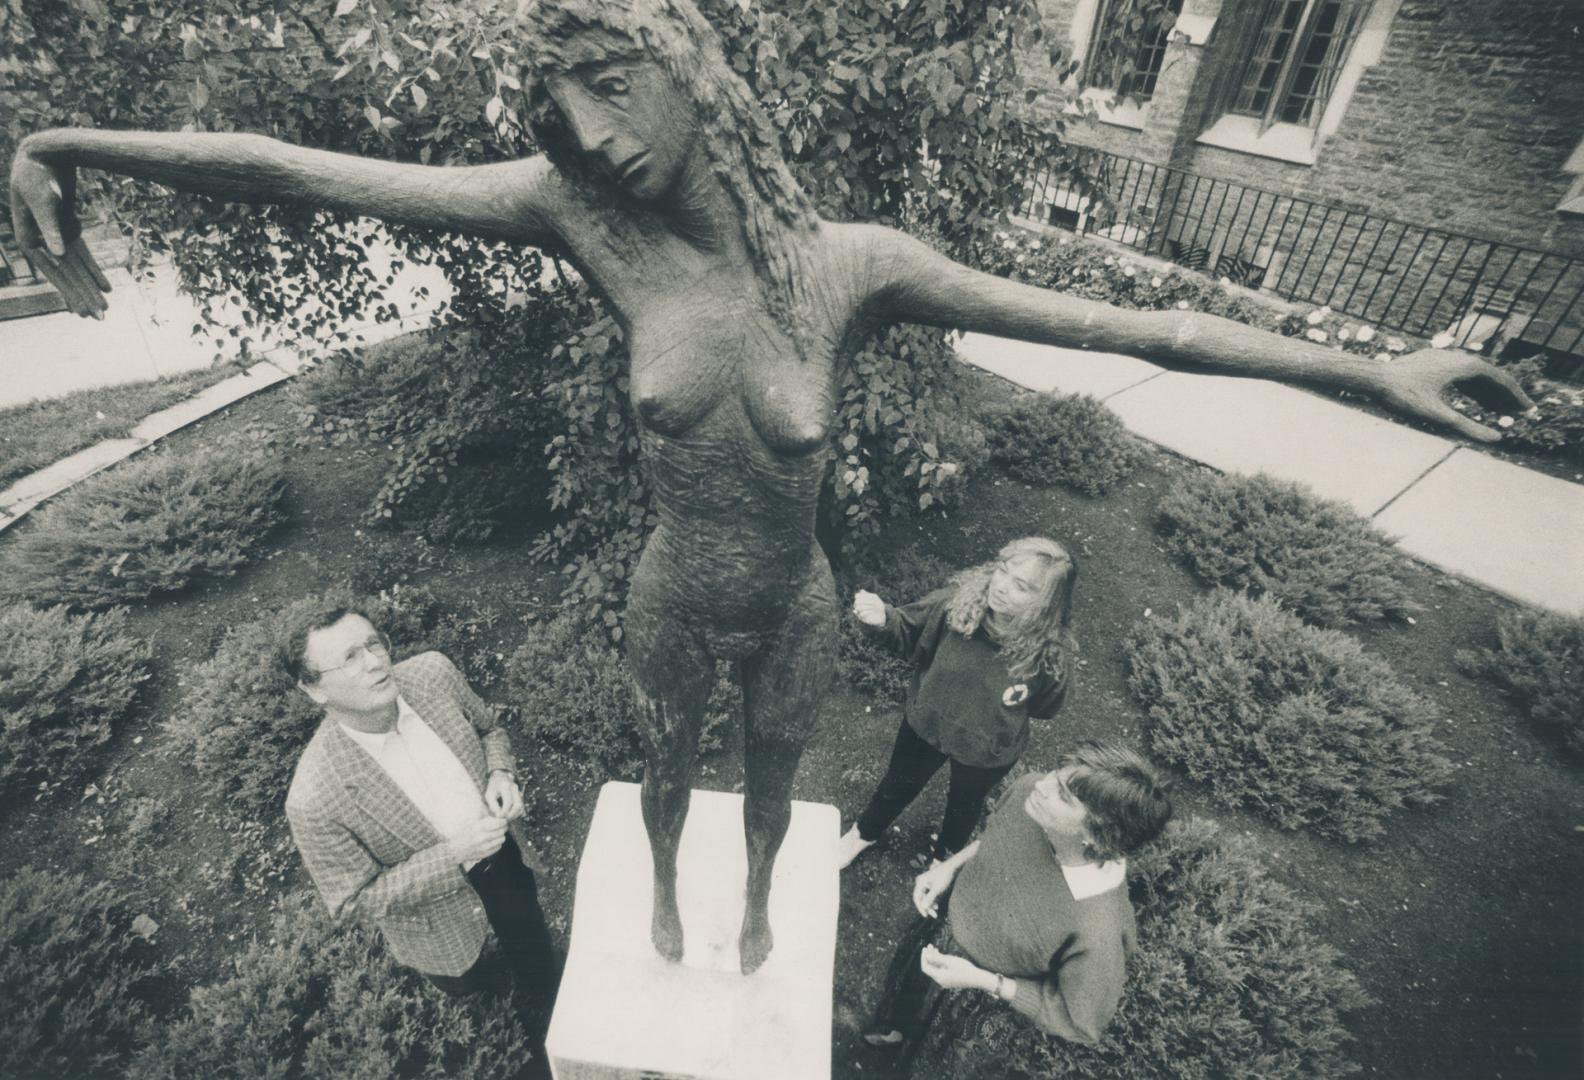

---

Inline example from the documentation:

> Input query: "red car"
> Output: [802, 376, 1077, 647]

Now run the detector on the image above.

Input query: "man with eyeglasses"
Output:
[282, 605, 560, 1021]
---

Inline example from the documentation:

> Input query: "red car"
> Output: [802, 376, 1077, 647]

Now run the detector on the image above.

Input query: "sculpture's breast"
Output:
[629, 293, 835, 456]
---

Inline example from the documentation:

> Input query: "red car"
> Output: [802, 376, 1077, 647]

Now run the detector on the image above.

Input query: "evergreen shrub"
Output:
[1126, 591, 1453, 842]
[917, 817, 1369, 1079]
[837, 547, 957, 704]
[1156, 471, 1418, 628]
[131, 895, 538, 1080]
[1, 868, 160, 1078]
[164, 585, 499, 826]
[1457, 609, 1584, 758]
[0, 447, 288, 611]
[985, 392, 1147, 496]
[0, 604, 152, 802]
[501, 612, 735, 780]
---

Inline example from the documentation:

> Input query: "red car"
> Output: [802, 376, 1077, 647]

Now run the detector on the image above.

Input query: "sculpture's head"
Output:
[518, 0, 819, 345]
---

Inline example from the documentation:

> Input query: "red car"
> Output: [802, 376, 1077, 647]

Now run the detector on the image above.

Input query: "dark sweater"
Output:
[867, 588, 1066, 767]
[948, 773, 1136, 1043]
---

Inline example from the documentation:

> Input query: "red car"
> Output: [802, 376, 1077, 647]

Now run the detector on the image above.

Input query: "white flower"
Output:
[1375, 351, 1392, 362]
[1337, 327, 1352, 341]
[1318, 306, 1332, 316]
[1386, 336, 1407, 352]
[1430, 331, 1454, 349]
[1176, 299, 1190, 310]
[1015, 254, 1025, 263]
[1305, 309, 1326, 325]
[1306, 328, 1329, 343]
[1123, 265, 1136, 277]
[1058, 236, 1070, 245]
[995, 231, 1007, 240]
[1356, 325, 1375, 343]
[1497, 415, 1515, 429]
[1030, 240, 1042, 250]
[1003, 239, 1018, 251]
[1151, 276, 1163, 287]
[1469, 341, 1483, 352]
[1219, 276, 1232, 287]
[1104, 256, 1115, 265]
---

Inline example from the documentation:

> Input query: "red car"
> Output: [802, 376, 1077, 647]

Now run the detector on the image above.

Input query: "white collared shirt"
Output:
[341, 697, 489, 866]
[1061, 858, 1126, 901]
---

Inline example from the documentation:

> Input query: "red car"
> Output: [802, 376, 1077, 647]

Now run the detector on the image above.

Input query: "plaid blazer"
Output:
[286, 651, 534, 976]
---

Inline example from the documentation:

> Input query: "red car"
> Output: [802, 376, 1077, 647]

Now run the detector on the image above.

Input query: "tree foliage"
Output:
[3, 0, 1069, 620]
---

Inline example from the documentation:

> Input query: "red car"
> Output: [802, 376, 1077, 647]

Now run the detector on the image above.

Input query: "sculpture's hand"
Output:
[8, 145, 111, 318]
[1375, 349, 1535, 443]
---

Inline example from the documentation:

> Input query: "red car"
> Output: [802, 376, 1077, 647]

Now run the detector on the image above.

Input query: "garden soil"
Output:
[0, 370, 1579, 1079]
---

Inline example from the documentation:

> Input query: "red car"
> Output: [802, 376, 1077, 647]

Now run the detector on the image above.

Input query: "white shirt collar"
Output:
[1061, 858, 1126, 901]
[339, 696, 416, 754]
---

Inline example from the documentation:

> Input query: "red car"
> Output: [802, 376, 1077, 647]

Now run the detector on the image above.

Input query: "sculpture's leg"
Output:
[737, 563, 837, 974]
[624, 596, 715, 964]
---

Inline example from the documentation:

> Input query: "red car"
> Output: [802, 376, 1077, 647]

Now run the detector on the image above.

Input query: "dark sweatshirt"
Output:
[867, 587, 1067, 767]
[949, 773, 1136, 1043]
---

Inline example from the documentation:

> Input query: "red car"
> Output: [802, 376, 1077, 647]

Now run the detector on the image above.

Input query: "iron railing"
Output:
[1019, 146, 1584, 363]
[0, 226, 37, 289]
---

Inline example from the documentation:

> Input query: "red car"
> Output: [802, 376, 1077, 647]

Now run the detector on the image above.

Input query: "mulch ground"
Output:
[1, 369, 1579, 1078]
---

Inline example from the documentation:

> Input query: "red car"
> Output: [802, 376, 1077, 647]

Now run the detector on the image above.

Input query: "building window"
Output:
[1560, 138, 1584, 215]
[1084, 0, 1184, 102]
[1227, 0, 1372, 131]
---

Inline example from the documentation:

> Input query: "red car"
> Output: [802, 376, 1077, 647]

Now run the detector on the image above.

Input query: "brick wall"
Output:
[1024, 0, 1584, 349]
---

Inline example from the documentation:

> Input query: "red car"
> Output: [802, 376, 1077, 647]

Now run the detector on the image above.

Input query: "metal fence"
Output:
[1019, 147, 1584, 364]
[0, 226, 37, 289]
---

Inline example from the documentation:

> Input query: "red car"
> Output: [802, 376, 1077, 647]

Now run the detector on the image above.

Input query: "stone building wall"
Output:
[1024, 0, 1584, 349]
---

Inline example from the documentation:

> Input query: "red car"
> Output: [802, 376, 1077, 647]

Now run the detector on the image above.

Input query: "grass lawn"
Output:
[0, 365, 236, 489]
[0, 370, 1579, 1078]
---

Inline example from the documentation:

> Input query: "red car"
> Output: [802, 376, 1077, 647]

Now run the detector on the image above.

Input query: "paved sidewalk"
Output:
[957, 332, 1584, 616]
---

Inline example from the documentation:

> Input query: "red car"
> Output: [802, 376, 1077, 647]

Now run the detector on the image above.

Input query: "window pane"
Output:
[1230, 0, 1308, 117]
[1087, 0, 1185, 101]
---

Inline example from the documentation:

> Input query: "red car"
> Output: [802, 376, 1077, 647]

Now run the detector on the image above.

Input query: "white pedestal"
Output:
[546, 782, 840, 1080]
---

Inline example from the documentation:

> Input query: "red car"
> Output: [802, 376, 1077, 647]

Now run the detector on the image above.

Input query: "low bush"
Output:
[502, 612, 734, 781]
[1126, 591, 1453, 842]
[916, 817, 1369, 1079]
[1156, 471, 1419, 628]
[0, 447, 288, 611]
[164, 585, 502, 827]
[837, 546, 957, 704]
[131, 894, 539, 1080]
[1, 867, 161, 1078]
[1457, 609, 1584, 758]
[295, 326, 555, 544]
[984, 392, 1147, 496]
[0, 604, 152, 803]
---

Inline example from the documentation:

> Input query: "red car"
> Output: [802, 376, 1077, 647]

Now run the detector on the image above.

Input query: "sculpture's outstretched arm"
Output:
[846, 224, 1533, 443]
[9, 128, 561, 317]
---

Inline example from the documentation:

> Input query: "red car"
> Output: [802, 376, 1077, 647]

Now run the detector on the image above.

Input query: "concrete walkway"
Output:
[1, 281, 1580, 615]
[958, 333, 1584, 616]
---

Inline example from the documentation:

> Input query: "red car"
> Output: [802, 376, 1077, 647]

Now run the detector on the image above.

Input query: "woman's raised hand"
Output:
[8, 144, 111, 318]
[853, 589, 887, 627]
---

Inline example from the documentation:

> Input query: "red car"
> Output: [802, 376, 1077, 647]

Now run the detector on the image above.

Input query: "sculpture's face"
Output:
[544, 53, 700, 203]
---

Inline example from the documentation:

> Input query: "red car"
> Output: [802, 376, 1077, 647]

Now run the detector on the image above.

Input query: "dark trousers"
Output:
[872, 908, 951, 1064]
[426, 836, 561, 1009]
[856, 721, 1015, 860]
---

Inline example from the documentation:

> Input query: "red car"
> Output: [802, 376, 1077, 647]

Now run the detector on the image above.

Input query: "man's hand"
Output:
[8, 142, 111, 318]
[484, 769, 524, 820]
[1377, 349, 1536, 443]
[912, 861, 955, 918]
[445, 814, 507, 865]
[920, 945, 992, 991]
[853, 590, 887, 628]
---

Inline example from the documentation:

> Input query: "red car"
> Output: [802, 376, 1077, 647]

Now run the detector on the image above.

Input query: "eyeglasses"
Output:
[308, 635, 392, 678]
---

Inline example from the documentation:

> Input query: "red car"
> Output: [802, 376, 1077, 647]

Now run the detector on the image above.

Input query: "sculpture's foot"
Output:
[651, 898, 684, 964]
[739, 910, 774, 975]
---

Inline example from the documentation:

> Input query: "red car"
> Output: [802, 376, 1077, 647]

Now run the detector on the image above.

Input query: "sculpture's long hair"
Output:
[518, 0, 820, 354]
[945, 536, 1078, 681]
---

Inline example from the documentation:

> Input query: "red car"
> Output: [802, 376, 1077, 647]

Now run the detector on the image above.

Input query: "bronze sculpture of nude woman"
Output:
[8, 0, 1529, 975]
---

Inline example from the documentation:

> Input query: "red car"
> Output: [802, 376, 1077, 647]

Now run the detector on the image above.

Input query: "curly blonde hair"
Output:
[945, 536, 1077, 680]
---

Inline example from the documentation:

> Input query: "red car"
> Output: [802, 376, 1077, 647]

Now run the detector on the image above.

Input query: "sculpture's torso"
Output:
[548, 183, 857, 651]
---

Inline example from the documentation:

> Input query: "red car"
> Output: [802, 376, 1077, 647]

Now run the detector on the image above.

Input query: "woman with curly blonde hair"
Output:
[840, 537, 1078, 868]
